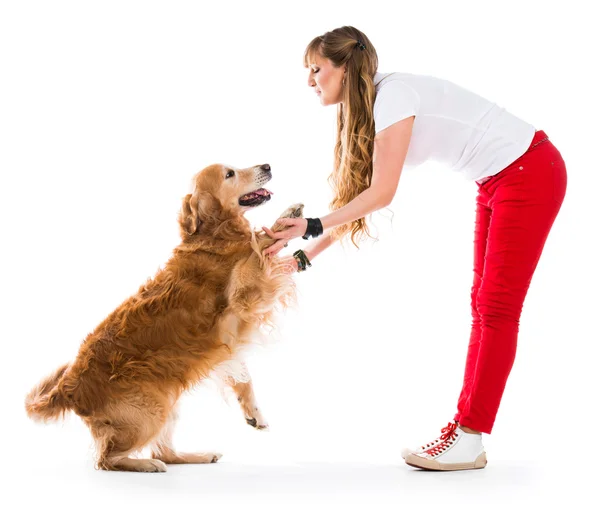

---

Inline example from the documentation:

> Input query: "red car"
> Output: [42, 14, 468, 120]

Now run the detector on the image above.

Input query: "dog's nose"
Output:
[260, 164, 271, 171]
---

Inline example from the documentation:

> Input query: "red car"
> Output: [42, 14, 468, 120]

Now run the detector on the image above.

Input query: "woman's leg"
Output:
[455, 132, 567, 434]
[454, 187, 491, 430]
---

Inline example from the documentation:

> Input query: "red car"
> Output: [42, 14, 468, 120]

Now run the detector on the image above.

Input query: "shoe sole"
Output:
[405, 451, 487, 471]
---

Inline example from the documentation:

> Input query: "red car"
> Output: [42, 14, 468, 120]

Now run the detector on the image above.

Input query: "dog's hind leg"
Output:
[90, 417, 168, 473]
[226, 370, 269, 430]
[150, 406, 222, 464]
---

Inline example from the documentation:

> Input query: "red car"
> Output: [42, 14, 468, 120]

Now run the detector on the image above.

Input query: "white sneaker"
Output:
[400, 420, 457, 459]
[403, 421, 487, 471]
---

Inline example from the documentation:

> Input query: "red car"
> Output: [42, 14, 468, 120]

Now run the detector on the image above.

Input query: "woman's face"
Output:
[307, 54, 346, 106]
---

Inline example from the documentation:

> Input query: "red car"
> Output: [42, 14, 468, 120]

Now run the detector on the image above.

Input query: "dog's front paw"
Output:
[270, 203, 304, 233]
[245, 406, 269, 431]
[279, 203, 304, 220]
[246, 417, 269, 431]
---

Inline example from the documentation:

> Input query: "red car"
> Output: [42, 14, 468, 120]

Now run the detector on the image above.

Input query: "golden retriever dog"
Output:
[25, 162, 304, 472]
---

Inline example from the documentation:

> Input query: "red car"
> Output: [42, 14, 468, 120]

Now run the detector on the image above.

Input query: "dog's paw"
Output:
[246, 417, 269, 431]
[210, 453, 223, 463]
[279, 203, 304, 220]
[245, 406, 269, 431]
[139, 458, 168, 473]
[270, 203, 304, 233]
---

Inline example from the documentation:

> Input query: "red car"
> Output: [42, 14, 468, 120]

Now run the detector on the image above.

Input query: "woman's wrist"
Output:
[302, 218, 324, 240]
[300, 230, 333, 263]
[292, 250, 312, 272]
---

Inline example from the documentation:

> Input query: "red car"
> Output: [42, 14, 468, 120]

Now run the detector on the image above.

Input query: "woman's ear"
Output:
[179, 192, 202, 235]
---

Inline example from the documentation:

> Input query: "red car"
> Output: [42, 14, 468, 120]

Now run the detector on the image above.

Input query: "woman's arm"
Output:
[262, 116, 415, 256]
[320, 116, 415, 231]
[303, 229, 335, 261]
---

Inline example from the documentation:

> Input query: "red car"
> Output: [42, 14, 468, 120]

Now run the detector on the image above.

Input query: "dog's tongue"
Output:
[257, 188, 273, 196]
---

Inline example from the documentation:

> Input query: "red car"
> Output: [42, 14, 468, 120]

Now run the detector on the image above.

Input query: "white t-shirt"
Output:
[373, 71, 536, 182]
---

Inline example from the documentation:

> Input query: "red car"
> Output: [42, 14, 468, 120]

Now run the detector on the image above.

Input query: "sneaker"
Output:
[403, 421, 487, 471]
[400, 420, 458, 459]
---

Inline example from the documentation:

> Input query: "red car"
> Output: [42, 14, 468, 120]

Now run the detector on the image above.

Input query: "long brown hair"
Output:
[303, 26, 379, 248]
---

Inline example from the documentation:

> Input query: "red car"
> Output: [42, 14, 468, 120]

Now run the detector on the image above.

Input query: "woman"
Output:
[261, 26, 567, 471]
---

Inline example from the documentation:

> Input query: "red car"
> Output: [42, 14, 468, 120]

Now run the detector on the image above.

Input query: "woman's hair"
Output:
[303, 26, 380, 248]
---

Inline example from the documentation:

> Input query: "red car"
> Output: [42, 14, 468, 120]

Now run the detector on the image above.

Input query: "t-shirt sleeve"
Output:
[374, 80, 420, 135]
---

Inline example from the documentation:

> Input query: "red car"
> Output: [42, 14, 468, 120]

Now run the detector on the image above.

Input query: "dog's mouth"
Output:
[239, 188, 273, 207]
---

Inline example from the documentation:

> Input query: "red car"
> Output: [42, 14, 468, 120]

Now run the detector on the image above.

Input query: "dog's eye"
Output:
[226, 170, 235, 179]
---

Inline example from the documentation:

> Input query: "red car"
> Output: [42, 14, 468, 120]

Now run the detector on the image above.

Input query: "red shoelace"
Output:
[424, 421, 459, 457]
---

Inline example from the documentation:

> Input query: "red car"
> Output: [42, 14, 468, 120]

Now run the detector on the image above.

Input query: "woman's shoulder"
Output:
[372, 72, 421, 133]
[374, 71, 437, 89]
[374, 71, 397, 89]
[373, 72, 421, 103]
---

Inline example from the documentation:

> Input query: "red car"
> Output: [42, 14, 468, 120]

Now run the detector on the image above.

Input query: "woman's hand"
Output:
[262, 217, 308, 257]
[277, 255, 299, 274]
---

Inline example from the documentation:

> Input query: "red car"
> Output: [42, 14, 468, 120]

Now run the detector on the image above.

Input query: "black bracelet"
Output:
[302, 218, 324, 240]
[293, 249, 312, 272]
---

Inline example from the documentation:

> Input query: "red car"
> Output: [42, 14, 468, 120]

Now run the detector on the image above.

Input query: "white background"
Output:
[1, 0, 598, 512]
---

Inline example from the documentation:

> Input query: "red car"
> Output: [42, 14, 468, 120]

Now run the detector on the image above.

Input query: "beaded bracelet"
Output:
[293, 249, 312, 272]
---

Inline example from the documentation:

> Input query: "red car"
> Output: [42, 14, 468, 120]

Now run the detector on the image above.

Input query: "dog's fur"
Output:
[25, 163, 303, 472]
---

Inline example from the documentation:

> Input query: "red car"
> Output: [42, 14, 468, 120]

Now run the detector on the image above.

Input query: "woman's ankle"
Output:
[459, 424, 482, 435]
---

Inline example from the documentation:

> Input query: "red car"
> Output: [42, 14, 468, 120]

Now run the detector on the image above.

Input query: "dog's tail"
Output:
[25, 363, 72, 423]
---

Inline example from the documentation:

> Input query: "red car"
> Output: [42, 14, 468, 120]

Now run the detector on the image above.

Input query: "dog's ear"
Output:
[179, 192, 202, 235]
[179, 191, 219, 236]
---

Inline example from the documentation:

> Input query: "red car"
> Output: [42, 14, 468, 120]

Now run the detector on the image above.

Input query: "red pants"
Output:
[454, 130, 567, 434]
